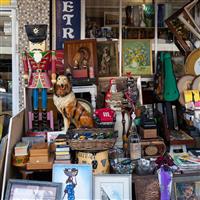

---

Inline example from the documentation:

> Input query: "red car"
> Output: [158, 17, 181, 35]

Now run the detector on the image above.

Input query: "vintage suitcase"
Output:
[141, 137, 166, 158]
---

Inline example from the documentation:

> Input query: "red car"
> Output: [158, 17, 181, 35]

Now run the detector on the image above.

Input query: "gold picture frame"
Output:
[122, 39, 152, 76]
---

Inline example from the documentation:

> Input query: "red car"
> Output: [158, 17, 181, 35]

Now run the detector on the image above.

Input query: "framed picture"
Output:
[104, 12, 119, 26]
[93, 174, 132, 200]
[47, 131, 65, 144]
[104, 12, 126, 26]
[122, 39, 152, 76]
[64, 39, 97, 80]
[97, 41, 119, 77]
[165, 0, 196, 56]
[4, 179, 62, 200]
[172, 175, 200, 200]
[52, 164, 92, 200]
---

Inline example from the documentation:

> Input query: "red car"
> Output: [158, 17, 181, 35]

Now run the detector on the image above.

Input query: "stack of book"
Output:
[54, 135, 71, 164]
[172, 152, 200, 173]
[14, 142, 29, 156]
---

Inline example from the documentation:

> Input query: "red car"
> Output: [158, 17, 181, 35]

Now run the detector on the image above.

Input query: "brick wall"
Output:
[17, 0, 50, 109]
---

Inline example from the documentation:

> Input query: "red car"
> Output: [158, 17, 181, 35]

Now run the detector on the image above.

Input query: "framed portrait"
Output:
[93, 174, 132, 200]
[52, 164, 92, 200]
[172, 175, 200, 200]
[64, 39, 97, 81]
[97, 41, 119, 77]
[4, 179, 62, 200]
[122, 39, 152, 76]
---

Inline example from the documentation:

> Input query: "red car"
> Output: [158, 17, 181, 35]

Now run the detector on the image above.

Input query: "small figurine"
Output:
[72, 47, 90, 70]
[22, 24, 56, 131]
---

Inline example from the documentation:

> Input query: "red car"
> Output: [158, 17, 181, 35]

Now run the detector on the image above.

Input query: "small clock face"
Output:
[144, 145, 158, 156]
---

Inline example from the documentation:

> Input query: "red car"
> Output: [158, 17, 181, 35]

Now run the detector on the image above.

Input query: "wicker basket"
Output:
[67, 128, 117, 151]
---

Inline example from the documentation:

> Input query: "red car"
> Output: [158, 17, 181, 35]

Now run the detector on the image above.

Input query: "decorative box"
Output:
[140, 127, 157, 139]
[141, 137, 166, 158]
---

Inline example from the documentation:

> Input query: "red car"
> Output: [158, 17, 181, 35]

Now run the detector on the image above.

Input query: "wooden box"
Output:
[141, 137, 166, 158]
[26, 155, 53, 170]
[29, 142, 48, 157]
[140, 127, 157, 139]
[29, 155, 49, 163]
[72, 69, 88, 78]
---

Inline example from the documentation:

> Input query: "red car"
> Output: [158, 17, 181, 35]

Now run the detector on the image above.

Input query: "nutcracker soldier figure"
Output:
[22, 24, 56, 131]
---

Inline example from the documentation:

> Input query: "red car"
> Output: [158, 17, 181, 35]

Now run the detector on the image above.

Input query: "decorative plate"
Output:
[177, 75, 195, 105]
[192, 75, 200, 91]
[185, 49, 200, 75]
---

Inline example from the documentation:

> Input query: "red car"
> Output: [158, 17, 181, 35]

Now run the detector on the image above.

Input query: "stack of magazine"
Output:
[172, 151, 200, 173]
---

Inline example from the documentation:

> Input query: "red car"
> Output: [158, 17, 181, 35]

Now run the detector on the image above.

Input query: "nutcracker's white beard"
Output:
[33, 51, 42, 63]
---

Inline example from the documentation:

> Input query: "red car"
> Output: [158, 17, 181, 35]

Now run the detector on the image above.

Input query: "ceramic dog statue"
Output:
[53, 75, 94, 132]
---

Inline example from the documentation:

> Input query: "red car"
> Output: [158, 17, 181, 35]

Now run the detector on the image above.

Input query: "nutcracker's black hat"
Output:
[25, 24, 47, 43]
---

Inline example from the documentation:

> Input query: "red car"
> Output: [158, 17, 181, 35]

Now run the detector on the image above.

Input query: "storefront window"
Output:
[0, 10, 12, 115]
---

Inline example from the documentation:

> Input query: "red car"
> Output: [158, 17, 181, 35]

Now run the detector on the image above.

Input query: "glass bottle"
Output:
[128, 128, 141, 160]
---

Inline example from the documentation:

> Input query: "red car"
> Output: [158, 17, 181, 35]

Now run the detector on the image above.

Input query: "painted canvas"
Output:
[94, 174, 132, 200]
[52, 164, 92, 200]
[97, 41, 119, 77]
[122, 39, 152, 75]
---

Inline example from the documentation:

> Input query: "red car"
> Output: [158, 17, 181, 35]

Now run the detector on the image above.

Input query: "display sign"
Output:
[0, 0, 11, 5]
[56, 0, 80, 50]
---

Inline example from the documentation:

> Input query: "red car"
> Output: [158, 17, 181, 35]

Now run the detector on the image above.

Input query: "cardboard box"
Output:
[29, 142, 48, 157]
[140, 127, 157, 139]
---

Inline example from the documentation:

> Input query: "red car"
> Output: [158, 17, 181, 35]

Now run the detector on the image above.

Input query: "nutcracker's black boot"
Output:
[32, 109, 39, 131]
[41, 109, 49, 131]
